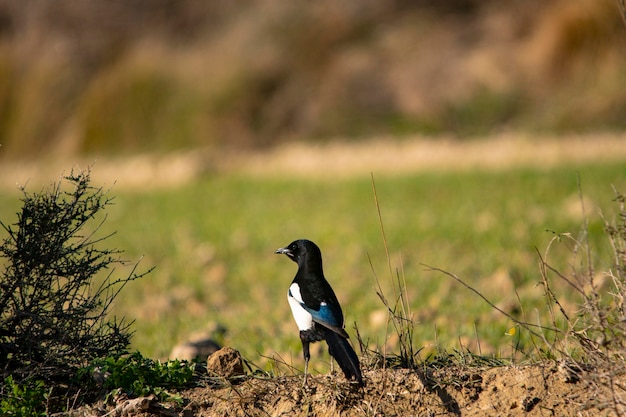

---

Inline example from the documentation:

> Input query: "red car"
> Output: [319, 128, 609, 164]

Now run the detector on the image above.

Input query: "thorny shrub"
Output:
[0, 169, 150, 412]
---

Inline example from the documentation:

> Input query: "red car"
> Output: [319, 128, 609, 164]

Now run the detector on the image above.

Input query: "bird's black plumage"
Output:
[275, 239, 363, 386]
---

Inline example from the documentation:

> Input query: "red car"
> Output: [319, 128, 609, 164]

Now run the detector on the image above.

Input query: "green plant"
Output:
[81, 351, 194, 403]
[0, 376, 47, 417]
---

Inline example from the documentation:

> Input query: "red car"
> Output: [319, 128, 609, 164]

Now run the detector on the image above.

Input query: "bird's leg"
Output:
[301, 335, 311, 386]
[327, 345, 334, 374]
[327, 343, 335, 375]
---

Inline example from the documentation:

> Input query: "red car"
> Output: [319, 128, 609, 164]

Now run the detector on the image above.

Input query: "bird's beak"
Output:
[275, 247, 291, 255]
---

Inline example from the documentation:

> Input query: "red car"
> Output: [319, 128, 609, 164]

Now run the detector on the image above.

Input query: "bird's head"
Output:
[275, 239, 321, 266]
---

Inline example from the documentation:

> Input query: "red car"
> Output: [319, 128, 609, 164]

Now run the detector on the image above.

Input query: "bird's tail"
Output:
[324, 330, 364, 386]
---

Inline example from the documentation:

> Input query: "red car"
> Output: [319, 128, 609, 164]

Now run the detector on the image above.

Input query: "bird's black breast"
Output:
[299, 326, 325, 343]
[294, 273, 345, 327]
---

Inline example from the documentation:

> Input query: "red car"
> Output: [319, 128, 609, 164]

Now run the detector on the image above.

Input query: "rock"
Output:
[206, 347, 244, 379]
[170, 337, 221, 362]
[169, 323, 227, 361]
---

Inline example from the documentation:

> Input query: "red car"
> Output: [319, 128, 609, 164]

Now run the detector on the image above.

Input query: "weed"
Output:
[367, 174, 420, 369]
[79, 351, 194, 404]
[525, 187, 626, 414]
[429, 185, 626, 414]
[0, 376, 47, 417]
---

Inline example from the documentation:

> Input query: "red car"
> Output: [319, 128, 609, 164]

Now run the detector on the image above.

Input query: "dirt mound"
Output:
[87, 362, 613, 416]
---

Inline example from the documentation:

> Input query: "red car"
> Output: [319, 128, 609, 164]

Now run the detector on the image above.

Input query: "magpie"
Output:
[275, 239, 363, 386]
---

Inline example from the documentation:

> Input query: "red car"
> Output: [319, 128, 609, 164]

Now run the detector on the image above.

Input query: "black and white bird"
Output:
[275, 239, 363, 386]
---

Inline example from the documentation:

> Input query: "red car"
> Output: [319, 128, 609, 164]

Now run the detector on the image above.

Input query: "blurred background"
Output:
[1, 0, 625, 362]
[0, 0, 624, 160]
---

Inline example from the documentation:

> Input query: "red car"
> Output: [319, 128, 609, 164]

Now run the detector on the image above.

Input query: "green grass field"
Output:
[1, 160, 625, 372]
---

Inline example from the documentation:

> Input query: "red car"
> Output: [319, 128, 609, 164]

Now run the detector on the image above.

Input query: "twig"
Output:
[371, 173, 396, 299]
[423, 264, 558, 336]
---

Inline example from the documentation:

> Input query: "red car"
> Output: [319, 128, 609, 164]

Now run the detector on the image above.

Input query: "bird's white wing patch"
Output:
[288, 283, 313, 331]
[289, 283, 304, 303]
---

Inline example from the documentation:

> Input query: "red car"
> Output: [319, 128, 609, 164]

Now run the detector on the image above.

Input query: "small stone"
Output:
[169, 324, 226, 362]
[206, 347, 244, 379]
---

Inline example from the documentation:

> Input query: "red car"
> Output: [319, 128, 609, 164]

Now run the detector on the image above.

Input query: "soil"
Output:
[81, 360, 618, 416]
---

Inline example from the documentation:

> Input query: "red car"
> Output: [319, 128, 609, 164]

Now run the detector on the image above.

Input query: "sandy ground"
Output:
[1, 133, 625, 191]
[80, 360, 622, 416]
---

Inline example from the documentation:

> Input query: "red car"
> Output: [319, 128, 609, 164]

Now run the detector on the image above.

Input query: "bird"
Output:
[275, 239, 363, 386]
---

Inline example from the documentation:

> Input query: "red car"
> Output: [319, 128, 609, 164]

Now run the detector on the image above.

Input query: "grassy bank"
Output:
[1, 160, 625, 371]
[6, 160, 624, 366]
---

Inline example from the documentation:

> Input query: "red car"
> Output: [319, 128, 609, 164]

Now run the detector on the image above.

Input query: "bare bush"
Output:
[0, 169, 149, 386]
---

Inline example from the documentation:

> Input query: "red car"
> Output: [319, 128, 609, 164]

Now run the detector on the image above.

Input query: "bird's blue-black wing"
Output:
[296, 299, 349, 338]
[304, 301, 341, 327]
